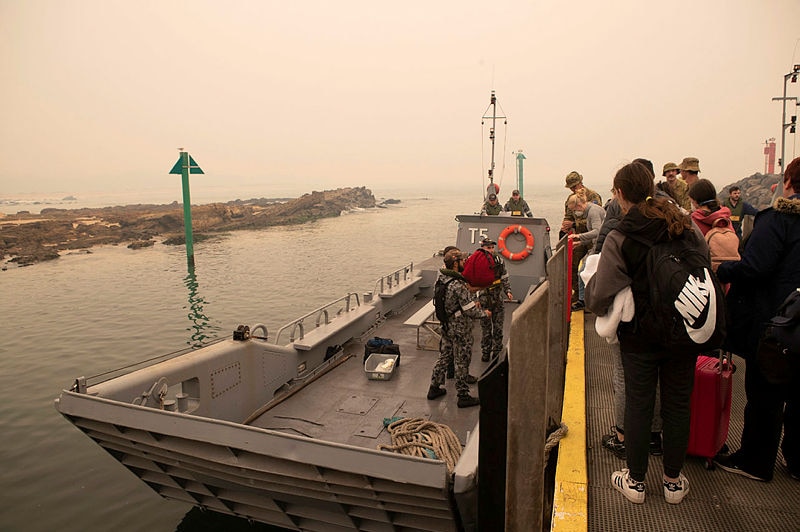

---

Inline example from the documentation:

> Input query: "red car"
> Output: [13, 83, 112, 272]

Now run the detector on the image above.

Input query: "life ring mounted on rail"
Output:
[497, 225, 534, 261]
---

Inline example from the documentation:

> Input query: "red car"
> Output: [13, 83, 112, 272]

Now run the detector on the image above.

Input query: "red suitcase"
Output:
[687, 352, 733, 468]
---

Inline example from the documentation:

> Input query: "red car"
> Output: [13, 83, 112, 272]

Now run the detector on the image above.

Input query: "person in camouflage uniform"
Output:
[476, 238, 513, 361]
[560, 171, 602, 237]
[660, 162, 690, 211]
[428, 249, 490, 408]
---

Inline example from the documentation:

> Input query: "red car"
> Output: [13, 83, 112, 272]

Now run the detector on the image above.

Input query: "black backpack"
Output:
[433, 278, 455, 328]
[631, 234, 726, 356]
[757, 288, 800, 384]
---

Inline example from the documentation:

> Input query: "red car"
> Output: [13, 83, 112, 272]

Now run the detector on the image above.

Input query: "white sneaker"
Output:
[611, 469, 645, 504]
[663, 473, 690, 504]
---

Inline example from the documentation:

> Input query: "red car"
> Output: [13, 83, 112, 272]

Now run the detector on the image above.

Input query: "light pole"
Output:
[772, 64, 800, 177]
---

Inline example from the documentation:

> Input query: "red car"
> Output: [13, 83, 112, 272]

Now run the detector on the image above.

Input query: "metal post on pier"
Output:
[169, 149, 204, 267]
[771, 64, 799, 177]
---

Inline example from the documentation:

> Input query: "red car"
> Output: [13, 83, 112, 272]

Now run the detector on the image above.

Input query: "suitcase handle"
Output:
[717, 350, 736, 374]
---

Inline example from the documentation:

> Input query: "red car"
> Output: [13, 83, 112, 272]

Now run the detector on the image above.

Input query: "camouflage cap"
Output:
[679, 157, 700, 172]
[480, 237, 497, 247]
[564, 171, 583, 188]
[662, 162, 680, 176]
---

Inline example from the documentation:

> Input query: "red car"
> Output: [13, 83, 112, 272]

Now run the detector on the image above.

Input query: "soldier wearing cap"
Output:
[475, 237, 513, 362]
[481, 192, 502, 215]
[678, 157, 701, 186]
[427, 248, 488, 408]
[504, 189, 533, 217]
[660, 161, 690, 210]
[561, 171, 602, 237]
[672, 157, 701, 211]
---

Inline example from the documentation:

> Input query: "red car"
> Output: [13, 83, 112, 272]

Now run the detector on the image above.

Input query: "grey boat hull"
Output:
[55, 215, 553, 531]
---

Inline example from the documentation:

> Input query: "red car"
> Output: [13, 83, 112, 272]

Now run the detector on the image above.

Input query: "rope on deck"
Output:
[544, 422, 568, 468]
[377, 417, 462, 472]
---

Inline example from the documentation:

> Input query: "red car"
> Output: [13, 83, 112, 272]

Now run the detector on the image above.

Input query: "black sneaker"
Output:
[427, 385, 447, 400]
[465, 374, 478, 384]
[649, 432, 663, 456]
[457, 395, 480, 408]
[714, 454, 768, 481]
[602, 433, 626, 459]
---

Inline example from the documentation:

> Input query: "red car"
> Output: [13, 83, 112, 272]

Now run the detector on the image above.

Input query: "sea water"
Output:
[0, 186, 569, 531]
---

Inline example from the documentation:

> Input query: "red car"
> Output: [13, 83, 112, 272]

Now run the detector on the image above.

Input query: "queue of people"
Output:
[427, 156, 799, 506]
[582, 155, 800, 507]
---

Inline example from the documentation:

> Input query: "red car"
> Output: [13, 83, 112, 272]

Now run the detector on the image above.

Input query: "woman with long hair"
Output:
[586, 161, 710, 505]
[687, 178, 734, 236]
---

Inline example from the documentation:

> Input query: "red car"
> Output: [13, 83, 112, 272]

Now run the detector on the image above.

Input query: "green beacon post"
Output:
[169, 150, 204, 268]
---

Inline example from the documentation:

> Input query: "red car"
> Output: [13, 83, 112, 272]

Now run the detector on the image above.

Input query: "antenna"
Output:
[482, 91, 507, 198]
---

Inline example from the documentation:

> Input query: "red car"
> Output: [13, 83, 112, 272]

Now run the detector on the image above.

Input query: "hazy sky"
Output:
[2, 0, 800, 199]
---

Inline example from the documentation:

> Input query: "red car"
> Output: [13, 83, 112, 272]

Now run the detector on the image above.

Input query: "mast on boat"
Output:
[514, 150, 526, 199]
[482, 91, 507, 198]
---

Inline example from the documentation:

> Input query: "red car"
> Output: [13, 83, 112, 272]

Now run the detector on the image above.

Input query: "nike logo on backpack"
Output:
[674, 268, 717, 344]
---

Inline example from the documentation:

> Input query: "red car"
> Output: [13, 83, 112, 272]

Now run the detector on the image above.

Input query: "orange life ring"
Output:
[497, 224, 534, 261]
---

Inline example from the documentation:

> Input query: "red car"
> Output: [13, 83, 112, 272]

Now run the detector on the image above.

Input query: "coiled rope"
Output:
[378, 417, 463, 473]
[378, 418, 568, 474]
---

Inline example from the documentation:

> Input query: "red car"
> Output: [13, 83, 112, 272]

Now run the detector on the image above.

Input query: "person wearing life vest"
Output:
[476, 237, 513, 362]
[504, 189, 533, 217]
[481, 193, 502, 215]
[427, 249, 490, 408]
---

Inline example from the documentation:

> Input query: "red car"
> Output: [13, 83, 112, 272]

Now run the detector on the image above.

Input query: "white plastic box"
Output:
[364, 353, 399, 380]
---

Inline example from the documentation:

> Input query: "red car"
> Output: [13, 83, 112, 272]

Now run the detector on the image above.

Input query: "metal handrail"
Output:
[274, 292, 362, 344]
[372, 262, 414, 295]
[273, 262, 414, 345]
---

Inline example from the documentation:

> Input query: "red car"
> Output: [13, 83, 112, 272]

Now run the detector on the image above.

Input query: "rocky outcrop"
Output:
[1, 187, 375, 266]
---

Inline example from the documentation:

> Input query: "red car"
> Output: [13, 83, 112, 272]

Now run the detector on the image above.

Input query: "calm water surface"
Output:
[1, 189, 563, 531]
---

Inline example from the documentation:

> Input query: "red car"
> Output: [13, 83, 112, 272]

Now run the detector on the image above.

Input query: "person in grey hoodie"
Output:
[585, 161, 707, 505]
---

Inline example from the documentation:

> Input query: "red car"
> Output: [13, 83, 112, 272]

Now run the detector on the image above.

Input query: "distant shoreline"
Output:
[1, 187, 378, 267]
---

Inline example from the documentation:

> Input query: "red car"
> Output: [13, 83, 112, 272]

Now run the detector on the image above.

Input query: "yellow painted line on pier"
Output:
[551, 310, 587, 531]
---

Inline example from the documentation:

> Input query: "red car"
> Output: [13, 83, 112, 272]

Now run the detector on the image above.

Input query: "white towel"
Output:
[580, 253, 600, 285]
[594, 286, 635, 344]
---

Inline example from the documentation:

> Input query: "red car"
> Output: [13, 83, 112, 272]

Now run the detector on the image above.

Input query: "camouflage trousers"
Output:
[430, 317, 474, 397]
[480, 287, 506, 358]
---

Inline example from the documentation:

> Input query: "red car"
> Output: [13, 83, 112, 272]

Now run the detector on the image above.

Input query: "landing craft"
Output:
[55, 92, 570, 531]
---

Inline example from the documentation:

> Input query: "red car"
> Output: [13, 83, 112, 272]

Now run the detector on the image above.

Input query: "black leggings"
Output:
[622, 350, 696, 481]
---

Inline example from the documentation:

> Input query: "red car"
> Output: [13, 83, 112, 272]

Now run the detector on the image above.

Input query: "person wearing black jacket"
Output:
[714, 156, 800, 482]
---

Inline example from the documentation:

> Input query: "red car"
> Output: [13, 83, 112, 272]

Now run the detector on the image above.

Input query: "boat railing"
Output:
[371, 262, 414, 295]
[274, 292, 362, 344]
[73, 337, 229, 389]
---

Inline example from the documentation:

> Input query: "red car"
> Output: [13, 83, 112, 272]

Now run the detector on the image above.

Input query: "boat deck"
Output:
[582, 312, 800, 530]
[249, 295, 504, 451]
